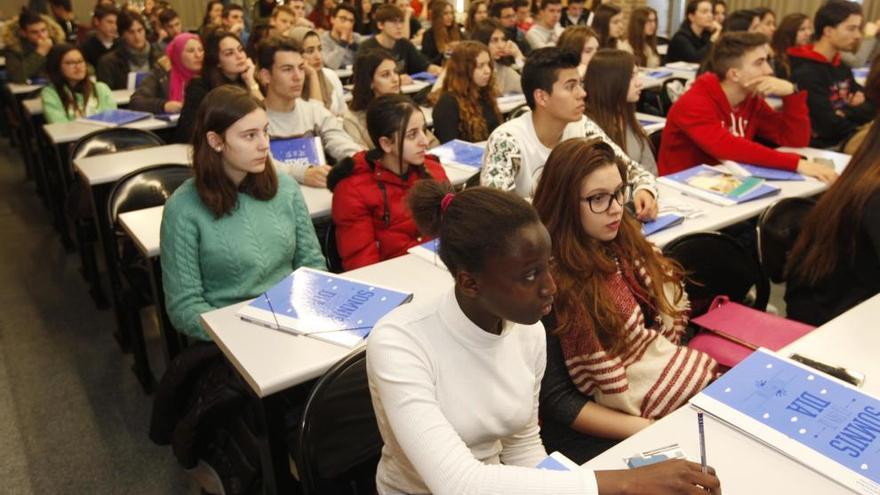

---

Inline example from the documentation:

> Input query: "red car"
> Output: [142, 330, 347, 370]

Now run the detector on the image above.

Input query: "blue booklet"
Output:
[724, 162, 805, 181]
[429, 139, 484, 169]
[126, 71, 150, 91]
[642, 213, 684, 236]
[853, 67, 869, 79]
[270, 135, 326, 167]
[236, 267, 413, 348]
[658, 165, 780, 206]
[410, 71, 438, 83]
[646, 69, 673, 79]
[691, 349, 880, 494]
[78, 109, 152, 127]
[536, 452, 578, 471]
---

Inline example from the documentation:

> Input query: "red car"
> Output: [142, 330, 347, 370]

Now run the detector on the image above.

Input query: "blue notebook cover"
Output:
[736, 164, 805, 181]
[642, 214, 684, 236]
[80, 109, 152, 126]
[429, 140, 484, 168]
[661, 165, 780, 206]
[410, 71, 438, 83]
[691, 349, 880, 493]
[853, 67, 869, 79]
[237, 267, 413, 347]
[646, 69, 673, 78]
[535, 452, 577, 471]
[270, 136, 326, 167]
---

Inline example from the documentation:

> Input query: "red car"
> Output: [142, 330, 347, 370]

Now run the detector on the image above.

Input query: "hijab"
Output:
[166, 33, 201, 103]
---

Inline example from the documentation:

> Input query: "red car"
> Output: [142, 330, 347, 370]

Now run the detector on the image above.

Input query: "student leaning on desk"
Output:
[367, 180, 721, 495]
[160, 85, 325, 341]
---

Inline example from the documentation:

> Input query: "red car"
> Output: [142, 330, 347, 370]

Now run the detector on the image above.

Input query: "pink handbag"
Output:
[688, 296, 815, 368]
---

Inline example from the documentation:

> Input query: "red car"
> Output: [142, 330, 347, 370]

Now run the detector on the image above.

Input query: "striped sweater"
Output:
[560, 257, 718, 419]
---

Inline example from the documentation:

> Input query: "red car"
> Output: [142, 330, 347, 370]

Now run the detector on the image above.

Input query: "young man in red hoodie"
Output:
[659, 31, 838, 183]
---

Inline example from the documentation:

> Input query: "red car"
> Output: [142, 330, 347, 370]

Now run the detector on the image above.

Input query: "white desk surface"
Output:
[583, 294, 880, 493]
[646, 147, 850, 247]
[335, 67, 353, 79]
[75, 143, 192, 186]
[635, 112, 666, 134]
[7, 82, 43, 95]
[200, 253, 454, 397]
[44, 116, 175, 145]
[23, 89, 132, 117]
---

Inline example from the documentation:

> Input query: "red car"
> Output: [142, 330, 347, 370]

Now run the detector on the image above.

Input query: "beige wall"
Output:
[0, 0, 212, 31]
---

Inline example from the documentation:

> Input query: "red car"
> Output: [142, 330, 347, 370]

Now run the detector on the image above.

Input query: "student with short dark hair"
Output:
[96, 11, 165, 90]
[490, 0, 530, 56]
[471, 19, 524, 95]
[561, 0, 589, 27]
[161, 85, 325, 340]
[221, 3, 246, 37]
[79, 4, 119, 68]
[328, 94, 449, 270]
[525, 0, 563, 49]
[624, 6, 661, 68]
[367, 177, 723, 495]
[723, 9, 760, 33]
[40, 43, 116, 123]
[659, 32, 836, 183]
[48, 0, 78, 44]
[591, 4, 625, 50]
[481, 47, 658, 219]
[557, 25, 599, 77]
[321, 3, 364, 70]
[4, 8, 64, 84]
[421, 0, 464, 65]
[156, 8, 181, 51]
[357, 4, 441, 80]
[771, 13, 812, 79]
[667, 0, 721, 64]
[257, 36, 364, 187]
[431, 41, 502, 143]
[789, 0, 875, 148]
[130, 33, 203, 114]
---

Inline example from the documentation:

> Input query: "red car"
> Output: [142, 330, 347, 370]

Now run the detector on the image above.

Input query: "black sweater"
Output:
[666, 24, 712, 64]
[173, 76, 248, 143]
[431, 92, 500, 143]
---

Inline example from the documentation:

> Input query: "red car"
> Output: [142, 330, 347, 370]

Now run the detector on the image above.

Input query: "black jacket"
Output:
[96, 43, 165, 90]
[666, 24, 712, 64]
[129, 65, 170, 114]
[79, 33, 118, 69]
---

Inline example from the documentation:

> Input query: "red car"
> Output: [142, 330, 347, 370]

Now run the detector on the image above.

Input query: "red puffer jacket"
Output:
[328, 150, 449, 271]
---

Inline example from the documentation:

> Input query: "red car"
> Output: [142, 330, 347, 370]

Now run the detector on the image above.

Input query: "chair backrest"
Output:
[107, 164, 192, 228]
[660, 76, 689, 114]
[648, 128, 662, 161]
[295, 348, 382, 495]
[507, 103, 530, 121]
[756, 197, 816, 284]
[70, 127, 165, 161]
[322, 221, 344, 273]
[663, 231, 770, 316]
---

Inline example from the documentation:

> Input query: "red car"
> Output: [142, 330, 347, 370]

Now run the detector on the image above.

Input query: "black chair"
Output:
[107, 163, 192, 391]
[322, 221, 344, 273]
[648, 128, 662, 162]
[663, 231, 770, 317]
[71, 127, 166, 161]
[659, 76, 689, 115]
[756, 197, 816, 284]
[295, 348, 381, 495]
[507, 103, 530, 121]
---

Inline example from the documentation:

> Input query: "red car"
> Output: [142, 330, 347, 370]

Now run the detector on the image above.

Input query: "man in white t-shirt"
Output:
[257, 37, 364, 187]
[525, 0, 563, 49]
[481, 47, 659, 220]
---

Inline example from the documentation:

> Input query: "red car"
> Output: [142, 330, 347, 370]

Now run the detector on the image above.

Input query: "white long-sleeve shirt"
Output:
[367, 288, 599, 495]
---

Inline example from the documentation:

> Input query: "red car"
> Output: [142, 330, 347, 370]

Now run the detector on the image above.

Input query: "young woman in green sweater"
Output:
[40, 43, 116, 123]
[161, 85, 326, 340]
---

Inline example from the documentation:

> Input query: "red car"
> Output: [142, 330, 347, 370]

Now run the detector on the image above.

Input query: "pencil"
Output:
[698, 412, 707, 474]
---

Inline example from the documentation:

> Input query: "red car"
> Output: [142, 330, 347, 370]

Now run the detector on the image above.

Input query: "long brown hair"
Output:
[771, 13, 809, 79]
[202, 30, 248, 89]
[557, 24, 598, 59]
[592, 3, 621, 49]
[192, 85, 278, 218]
[584, 49, 647, 156]
[532, 138, 686, 355]
[430, 0, 462, 55]
[432, 41, 502, 142]
[628, 6, 659, 67]
[786, 58, 880, 285]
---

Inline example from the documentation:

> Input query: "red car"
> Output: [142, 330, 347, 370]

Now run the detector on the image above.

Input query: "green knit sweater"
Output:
[161, 175, 326, 340]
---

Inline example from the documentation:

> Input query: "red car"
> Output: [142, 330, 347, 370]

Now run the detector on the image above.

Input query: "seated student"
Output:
[723, 9, 760, 33]
[320, 4, 364, 70]
[175, 31, 263, 143]
[421, 0, 464, 65]
[79, 4, 119, 69]
[49, 0, 79, 44]
[464, 0, 489, 37]
[199, 0, 224, 39]
[308, 0, 336, 31]
[328, 94, 448, 270]
[221, 3, 247, 38]
[267, 4, 296, 34]
[624, 6, 661, 68]
[354, 0, 376, 36]
[841, 19, 880, 69]
[4, 8, 64, 84]
[480, 47, 658, 220]
[130, 33, 203, 114]
[592, 4, 625, 50]
[667, 0, 721, 64]
[753, 7, 777, 38]
[515, 0, 534, 33]
[713, 0, 727, 26]
[252, 0, 278, 25]
[585, 49, 656, 175]
[357, 4, 441, 82]
[96, 11, 165, 90]
[557, 25, 599, 77]
[368, 178, 724, 495]
[771, 13, 812, 79]
[40, 43, 116, 123]
[490, 0, 531, 56]
[431, 41, 503, 143]
[525, 0, 563, 50]
[162, 85, 326, 341]
[257, 36, 364, 188]
[288, 27, 347, 117]
[156, 8, 182, 52]
[561, 0, 589, 27]
[789, 0, 876, 149]
[786, 63, 880, 326]
[532, 138, 718, 459]
[344, 49, 401, 148]
[471, 19, 524, 95]
[288, 0, 317, 30]
[659, 32, 837, 183]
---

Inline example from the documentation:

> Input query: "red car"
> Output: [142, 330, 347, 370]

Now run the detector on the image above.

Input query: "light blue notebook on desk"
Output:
[410, 71, 438, 83]
[237, 267, 413, 348]
[642, 214, 684, 236]
[270, 135, 326, 167]
[78, 109, 152, 127]
[429, 139, 484, 169]
[722, 162, 805, 181]
[659, 165, 780, 206]
[645, 69, 673, 79]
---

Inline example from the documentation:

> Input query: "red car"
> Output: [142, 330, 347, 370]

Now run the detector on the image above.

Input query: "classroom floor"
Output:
[0, 139, 199, 493]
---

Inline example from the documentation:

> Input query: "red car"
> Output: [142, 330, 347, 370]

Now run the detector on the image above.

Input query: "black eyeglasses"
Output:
[580, 185, 628, 214]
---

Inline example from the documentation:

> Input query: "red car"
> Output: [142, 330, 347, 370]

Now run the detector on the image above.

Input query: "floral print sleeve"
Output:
[583, 117, 659, 199]
[480, 131, 521, 192]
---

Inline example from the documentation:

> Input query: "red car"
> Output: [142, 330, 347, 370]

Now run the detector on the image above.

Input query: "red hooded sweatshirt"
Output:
[658, 72, 810, 176]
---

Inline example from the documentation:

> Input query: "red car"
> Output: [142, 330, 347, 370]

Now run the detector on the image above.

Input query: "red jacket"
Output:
[329, 150, 449, 271]
[658, 72, 810, 176]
